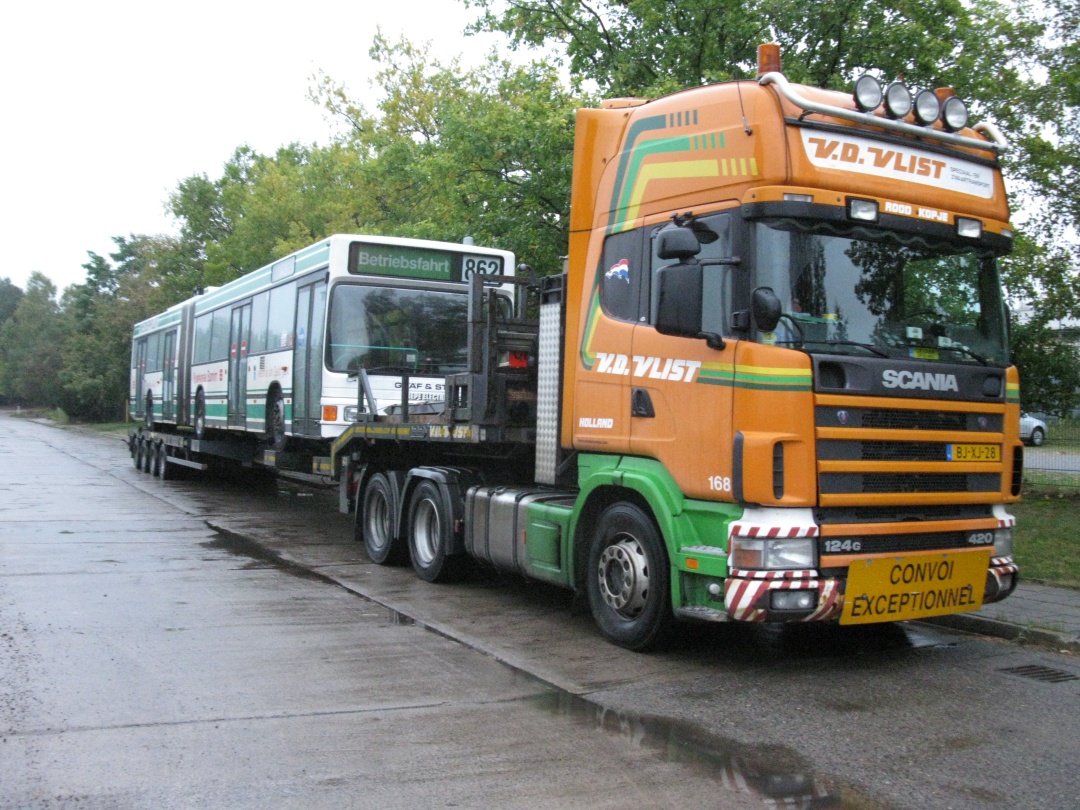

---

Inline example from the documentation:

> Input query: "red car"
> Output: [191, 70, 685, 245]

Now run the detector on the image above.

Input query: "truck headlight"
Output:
[993, 528, 1013, 558]
[731, 537, 817, 570]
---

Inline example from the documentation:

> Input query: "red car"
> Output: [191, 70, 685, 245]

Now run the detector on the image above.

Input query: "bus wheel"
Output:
[407, 480, 458, 582]
[360, 473, 407, 565]
[266, 388, 286, 451]
[194, 390, 206, 440]
[587, 502, 673, 652]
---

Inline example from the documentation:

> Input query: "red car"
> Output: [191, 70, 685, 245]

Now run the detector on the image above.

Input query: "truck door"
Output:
[629, 215, 738, 501]
[228, 304, 251, 428]
[292, 278, 327, 436]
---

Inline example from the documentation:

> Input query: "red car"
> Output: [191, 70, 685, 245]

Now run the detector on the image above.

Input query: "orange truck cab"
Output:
[550, 44, 1018, 647]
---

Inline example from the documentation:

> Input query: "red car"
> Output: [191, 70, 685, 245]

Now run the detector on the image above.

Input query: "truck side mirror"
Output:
[656, 226, 700, 261]
[752, 286, 782, 333]
[656, 263, 704, 338]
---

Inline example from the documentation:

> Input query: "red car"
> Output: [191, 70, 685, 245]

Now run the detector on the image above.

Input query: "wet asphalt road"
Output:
[1, 413, 1079, 809]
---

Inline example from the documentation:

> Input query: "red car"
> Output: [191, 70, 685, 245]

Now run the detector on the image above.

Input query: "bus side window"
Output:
[267, 282, 296, 350]
[210, 309, 231, 362]
[249, 291, 270, 354]
[194, 314, 212, 363]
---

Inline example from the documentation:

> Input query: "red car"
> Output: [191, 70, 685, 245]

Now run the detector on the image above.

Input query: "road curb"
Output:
[921, 612, 1080, 654]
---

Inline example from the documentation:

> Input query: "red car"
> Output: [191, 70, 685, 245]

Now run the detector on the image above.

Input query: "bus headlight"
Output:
[993, 528, 1013, 558]
[731, 537, 817, 570]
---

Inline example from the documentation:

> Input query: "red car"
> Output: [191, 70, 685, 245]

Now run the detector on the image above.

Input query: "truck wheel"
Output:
[360, 473, 407, 565]
[194, 390, 207, 440]
[407, 479, 459, 582]
[266, 388, 287, 451]
[587, 502, 673, 651]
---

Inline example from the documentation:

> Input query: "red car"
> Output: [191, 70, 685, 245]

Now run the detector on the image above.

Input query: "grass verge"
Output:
[1012, 493, 1080, 589]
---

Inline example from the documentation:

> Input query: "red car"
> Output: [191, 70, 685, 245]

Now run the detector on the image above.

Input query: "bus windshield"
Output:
[327, 285, 469, 375]
[754, 219, 1010, 366]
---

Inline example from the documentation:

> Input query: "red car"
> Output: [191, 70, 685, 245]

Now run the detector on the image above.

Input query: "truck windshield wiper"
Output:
[774, 339, 889, 358]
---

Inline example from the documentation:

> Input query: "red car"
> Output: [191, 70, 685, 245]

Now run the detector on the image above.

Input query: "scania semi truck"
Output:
[131, 44, 1020, 649]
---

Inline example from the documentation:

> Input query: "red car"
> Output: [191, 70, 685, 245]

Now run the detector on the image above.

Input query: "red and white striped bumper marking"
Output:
[724, 569, 842, 623]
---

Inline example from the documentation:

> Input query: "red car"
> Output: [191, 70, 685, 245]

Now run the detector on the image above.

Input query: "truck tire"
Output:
[194, 390, 207, 440]
[587, 502, 673, 651]
[360, 473, 407, 565]
[407, 479, 459, 582]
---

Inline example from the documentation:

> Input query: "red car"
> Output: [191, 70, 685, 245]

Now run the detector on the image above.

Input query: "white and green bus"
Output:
[130, 234, 515, 451]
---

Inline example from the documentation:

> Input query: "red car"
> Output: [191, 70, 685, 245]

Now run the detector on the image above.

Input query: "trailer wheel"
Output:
[134, 437, 145, 470]
[151, 442, 163, 477]
[194, 390, 206, 440]
[407, 479, 459, 582]
[587, 502, 673, 651]
[141, 439, 154, 474]
[360, 473, 407, 565]
[265, 388, 287, 451]
[144, 392, 154, 428]
[160, 444, 176, 481]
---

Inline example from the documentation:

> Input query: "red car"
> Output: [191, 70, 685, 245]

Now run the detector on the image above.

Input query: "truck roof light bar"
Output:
[759, 70, 1007, 155]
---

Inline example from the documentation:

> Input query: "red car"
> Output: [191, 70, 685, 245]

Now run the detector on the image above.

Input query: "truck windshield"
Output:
[754, 218, 1009, 366]
[327, 284, 469, 375]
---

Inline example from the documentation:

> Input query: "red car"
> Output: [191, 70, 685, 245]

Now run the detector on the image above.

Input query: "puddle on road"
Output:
[528, 689, 892, 809]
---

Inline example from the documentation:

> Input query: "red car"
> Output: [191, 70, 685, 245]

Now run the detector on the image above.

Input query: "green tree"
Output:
[0, 277, 22, 327]
[60, 236, 184, 420]
[1010, 319, 1080, 416]
[0, 273, 70, 408]
[312, 35, 584, 274]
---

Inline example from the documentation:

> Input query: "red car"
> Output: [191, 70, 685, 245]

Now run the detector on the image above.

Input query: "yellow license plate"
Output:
[948, 443, 1000, 462]
[841, 550, 990, 625]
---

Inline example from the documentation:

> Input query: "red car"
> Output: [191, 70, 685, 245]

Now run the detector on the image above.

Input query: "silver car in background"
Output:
[1019, 412, 1047, 446]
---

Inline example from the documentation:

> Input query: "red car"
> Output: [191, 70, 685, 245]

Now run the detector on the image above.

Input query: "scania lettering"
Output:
[882, 370, 960, 391]
[130, 44, 1020, 651]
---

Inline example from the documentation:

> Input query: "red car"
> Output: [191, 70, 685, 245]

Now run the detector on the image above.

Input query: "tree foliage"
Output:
[0, 274, 70, 408]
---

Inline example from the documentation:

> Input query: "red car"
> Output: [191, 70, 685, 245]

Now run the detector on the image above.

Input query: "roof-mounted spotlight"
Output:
[853, 75, 883, 112]
[913, 89, 941, 126]
[941, 95, 969, 131]
[883, 82, 913, 119]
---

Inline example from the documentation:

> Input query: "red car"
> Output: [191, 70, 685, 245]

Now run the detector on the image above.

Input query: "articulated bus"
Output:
[130, 235, 515, 451]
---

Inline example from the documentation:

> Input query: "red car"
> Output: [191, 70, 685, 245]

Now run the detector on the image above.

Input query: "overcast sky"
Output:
[1, 0, 502, 293]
